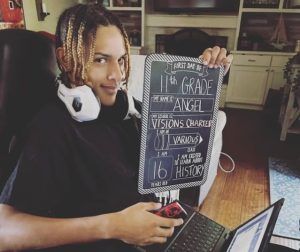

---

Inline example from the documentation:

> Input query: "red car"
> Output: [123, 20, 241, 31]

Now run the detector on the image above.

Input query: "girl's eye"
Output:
[94, 57, 106, 64]
[118, 57, 125, 65]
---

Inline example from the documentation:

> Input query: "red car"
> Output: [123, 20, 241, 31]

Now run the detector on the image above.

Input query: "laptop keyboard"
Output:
[166, 212, 225, 252]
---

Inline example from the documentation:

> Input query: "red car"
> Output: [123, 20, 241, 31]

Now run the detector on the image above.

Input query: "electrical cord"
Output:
[218, 152, 235, 173]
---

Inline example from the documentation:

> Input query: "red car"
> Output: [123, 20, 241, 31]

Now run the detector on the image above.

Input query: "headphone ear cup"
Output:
[57, 83, 100, 122]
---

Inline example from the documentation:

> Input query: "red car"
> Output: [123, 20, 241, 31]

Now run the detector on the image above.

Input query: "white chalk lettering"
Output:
[173, 98, 203, 112]
[175, 164, 204, 179]
[173, 62, 186, 71]
[181, 76, 213, 95]
[180, 159, 191, 165]
[160, 75, 177, 93]
[172, 135, 200, 145]
[186, 119, 211, 128]
[151, 118, 185, 129]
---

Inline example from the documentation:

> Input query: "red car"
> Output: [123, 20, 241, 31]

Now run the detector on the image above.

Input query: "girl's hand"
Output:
[110, 202, 183, 246]
[201, 46, 233, 75]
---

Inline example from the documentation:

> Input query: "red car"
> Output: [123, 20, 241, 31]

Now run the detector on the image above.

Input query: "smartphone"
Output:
[151, 201, 188, 219]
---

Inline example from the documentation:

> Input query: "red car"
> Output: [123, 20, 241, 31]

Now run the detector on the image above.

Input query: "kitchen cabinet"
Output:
[235, 0, 300, 53]
[225, 0, 299, 109]
[267, 55, 292, 90]
[226, 53, 294, 109]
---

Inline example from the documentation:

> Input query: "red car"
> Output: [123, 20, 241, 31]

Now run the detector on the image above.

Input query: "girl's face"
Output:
[86, 25, 127, 106]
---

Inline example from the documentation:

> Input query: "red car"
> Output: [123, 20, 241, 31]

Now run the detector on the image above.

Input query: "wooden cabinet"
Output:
[226, 53, 294, 109]
[266, 66, 285, 90]
[226, 64, 269, 106]
[226, 0, 299, 110]
[267, 55, 292, 90]
[235, 0, 300, 53]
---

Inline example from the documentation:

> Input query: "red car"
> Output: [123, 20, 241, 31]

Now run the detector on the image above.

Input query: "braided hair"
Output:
[55, 3, 130, 88]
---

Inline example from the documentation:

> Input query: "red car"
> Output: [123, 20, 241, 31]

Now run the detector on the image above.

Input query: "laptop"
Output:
[142, 198, 284, 252]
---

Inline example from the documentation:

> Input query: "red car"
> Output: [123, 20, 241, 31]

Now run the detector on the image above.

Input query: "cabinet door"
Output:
[267, 66, 286, 90]
[267, 55, 291, 91]
[226, 65, 269, 105]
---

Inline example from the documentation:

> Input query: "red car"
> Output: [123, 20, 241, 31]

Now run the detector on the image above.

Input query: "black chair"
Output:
[0, 29, 57, 191]
[164, 28, 213, 57]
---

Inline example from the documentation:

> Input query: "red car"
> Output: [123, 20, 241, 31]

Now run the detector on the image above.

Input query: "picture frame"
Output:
[0, 0, 25, 30]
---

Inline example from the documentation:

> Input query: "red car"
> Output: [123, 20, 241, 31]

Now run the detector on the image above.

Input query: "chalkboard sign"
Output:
[138, 54, 224, 194]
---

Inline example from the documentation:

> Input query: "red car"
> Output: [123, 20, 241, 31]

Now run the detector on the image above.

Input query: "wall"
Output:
[22, 0, 78, 34]
[22, 0, 236, 52]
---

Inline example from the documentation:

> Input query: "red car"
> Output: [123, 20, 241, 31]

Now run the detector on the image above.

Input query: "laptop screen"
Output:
[226, 206, 274, 252]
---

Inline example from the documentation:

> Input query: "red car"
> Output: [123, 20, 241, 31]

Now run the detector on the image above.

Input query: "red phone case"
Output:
[152, 201, 188, 219]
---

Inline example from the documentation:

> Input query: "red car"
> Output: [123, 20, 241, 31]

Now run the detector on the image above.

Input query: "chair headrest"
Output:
[0, 29, 58, 189]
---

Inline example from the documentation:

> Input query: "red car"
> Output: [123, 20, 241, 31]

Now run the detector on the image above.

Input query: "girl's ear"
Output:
[56, 47, 68, 71]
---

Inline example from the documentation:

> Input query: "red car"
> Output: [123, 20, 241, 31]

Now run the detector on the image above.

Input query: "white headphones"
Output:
[57, 81, 100, 122]
[57, 80, 140, 122]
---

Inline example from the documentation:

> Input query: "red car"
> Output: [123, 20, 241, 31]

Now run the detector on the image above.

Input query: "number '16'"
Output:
[153, 161, 168, 180]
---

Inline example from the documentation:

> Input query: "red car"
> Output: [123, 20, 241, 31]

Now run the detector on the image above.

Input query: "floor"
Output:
[199, 108, 300, 249]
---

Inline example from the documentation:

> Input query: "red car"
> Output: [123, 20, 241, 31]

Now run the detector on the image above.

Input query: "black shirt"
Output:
[0, 97, 155, 251]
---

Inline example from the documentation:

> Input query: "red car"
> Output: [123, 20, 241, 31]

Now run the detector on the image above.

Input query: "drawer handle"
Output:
[248, 59, 256, 62]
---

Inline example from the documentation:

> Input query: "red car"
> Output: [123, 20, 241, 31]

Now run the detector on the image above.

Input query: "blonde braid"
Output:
[82, 30, 96, 83]
[122, 30, 131, 89]
[76, 21, 86, 84]
[70, 28, 78, 84]
[65, 15, 75, 73]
